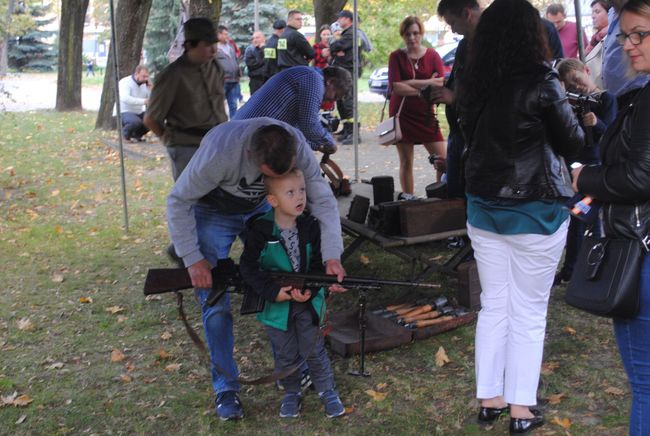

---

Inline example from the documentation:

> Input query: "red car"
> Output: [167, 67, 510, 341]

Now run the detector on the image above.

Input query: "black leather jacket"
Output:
[460, 66, 584, 200]
[578, 84, 650, 244]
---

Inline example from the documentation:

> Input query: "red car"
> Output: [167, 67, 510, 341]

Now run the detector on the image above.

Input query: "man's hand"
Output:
[325, 259, 347, 293]
[571, 165, 583, 192]
[429, 86, 454, 105]
[188, 259, 213, 289]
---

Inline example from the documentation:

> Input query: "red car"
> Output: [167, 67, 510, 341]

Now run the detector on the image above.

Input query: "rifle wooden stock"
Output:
[411, 315, 454, 328]
[401, 310, 440, 324]
[401, 304, 434, 318]
[386, 303, 411, 311]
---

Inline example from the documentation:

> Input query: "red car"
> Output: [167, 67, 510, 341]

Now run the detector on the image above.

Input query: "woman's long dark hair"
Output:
[458, 0, 551, 108]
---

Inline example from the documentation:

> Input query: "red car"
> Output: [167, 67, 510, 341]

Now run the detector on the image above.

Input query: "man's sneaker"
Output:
[397, 192, 418, 201]
[276, 370, 313, 393]
[215, 391, 244, 421]
[279, 392, 302, 418]
[319, 389, 345, 418]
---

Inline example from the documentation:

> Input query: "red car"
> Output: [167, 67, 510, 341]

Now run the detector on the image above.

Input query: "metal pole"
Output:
[352, 0, 359, 183]
[575, 0, 585, 61]
[109, 0, 129, 232]
[254, 0, 259, 32]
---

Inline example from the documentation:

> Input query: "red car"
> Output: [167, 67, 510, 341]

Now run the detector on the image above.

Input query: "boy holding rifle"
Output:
[239, 169, 346, 419]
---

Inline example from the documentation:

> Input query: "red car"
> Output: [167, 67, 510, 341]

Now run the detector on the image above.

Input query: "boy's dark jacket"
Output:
[239, 209, 326, 331]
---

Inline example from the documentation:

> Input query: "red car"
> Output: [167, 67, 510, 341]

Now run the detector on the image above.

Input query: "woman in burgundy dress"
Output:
[388, 16, 446, 195]
[313, 25, 335, 111]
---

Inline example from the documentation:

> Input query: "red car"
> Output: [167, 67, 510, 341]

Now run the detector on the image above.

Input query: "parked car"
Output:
[367, 40, 460, 97]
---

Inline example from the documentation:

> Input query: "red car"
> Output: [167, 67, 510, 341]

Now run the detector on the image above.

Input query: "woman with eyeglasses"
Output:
[572, 0, 650, 433]
[387, 16, 446, 196]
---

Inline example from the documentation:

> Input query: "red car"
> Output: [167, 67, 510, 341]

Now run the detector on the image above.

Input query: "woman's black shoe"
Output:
[509, 409, 544, 434]
[478, 406, 509, 423]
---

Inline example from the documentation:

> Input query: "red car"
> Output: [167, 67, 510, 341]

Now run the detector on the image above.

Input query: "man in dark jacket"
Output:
[245, 31, 267, 96]
[277, 10, 314, 69]
[329, 10, 361, 145]
[264, 19, 286, 79]
[216, 25, 242, 118]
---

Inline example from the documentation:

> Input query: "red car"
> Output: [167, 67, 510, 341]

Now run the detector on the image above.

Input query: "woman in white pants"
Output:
[455, 0, 585, 432]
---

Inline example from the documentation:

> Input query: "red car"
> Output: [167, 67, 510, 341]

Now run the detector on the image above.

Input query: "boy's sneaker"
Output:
[319, 389, 345, 418]
[279, 392, 302, 418]
[215, 391, 244, 421]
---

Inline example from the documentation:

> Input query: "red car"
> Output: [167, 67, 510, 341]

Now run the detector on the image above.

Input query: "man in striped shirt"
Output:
[233, 66, 352, 154]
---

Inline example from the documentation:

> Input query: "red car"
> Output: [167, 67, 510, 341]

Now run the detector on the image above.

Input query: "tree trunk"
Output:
[0, 0, 16, 76]
[55, 0, 90, 111]
[314, 0, 347, 42]
[189, 0, 221, 23]
[95, 0, 153, 130]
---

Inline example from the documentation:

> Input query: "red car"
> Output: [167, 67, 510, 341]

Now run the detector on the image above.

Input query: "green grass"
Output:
[0, 110, 631, 434]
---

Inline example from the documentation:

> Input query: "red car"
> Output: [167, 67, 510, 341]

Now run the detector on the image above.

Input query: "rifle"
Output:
[566, 91, 601, 147]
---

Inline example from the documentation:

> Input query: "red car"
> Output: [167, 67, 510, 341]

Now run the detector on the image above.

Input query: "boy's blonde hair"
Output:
[264, 168, 304, 195]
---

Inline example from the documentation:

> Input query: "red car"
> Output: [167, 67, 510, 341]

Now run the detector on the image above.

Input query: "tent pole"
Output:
[352, 0, 359, 182]
[575, 0, 585, 61]
[109, 0, 129, 233]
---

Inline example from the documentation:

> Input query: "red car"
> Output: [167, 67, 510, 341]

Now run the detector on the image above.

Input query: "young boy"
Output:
[555, 58, 617, 284]
[239, 169, 345, 419]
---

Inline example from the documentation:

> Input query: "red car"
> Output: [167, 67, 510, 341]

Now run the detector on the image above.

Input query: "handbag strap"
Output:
[381, 50, 416, 123]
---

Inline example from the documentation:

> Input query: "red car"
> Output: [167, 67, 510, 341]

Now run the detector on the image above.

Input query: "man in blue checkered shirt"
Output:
[234, 66, 352, 153]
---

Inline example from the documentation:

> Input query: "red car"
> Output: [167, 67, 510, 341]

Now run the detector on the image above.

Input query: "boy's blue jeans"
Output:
[615, 253, 650, 436]
[194, 201, 270, 395]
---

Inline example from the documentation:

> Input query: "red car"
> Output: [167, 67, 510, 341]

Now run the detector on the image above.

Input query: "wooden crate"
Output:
[457, 260, 482, 310]
[399, 198, 466, 237]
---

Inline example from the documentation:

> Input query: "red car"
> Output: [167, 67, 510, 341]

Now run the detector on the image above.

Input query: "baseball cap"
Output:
[273, 19, 287, 29]
[338, 10, 353, 20]
[183, 17, 217, 43]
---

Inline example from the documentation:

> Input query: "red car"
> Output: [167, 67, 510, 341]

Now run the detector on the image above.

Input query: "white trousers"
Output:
[468, 221, 568, 406]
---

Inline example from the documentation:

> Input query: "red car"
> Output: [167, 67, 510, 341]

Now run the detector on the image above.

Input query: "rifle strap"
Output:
[175, 290, 325, 386]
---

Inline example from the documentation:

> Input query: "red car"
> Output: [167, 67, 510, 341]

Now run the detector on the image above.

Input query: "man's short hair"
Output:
[251, 125, 297, 175]
[288, 10, 302, 19]
[273, 19, 287, 29]
[134, 64, 148, 74]
[437, 0, 480, 17]
[323, 66, 353, 98]
[264, 168, 304, 194]
[183, 17, 217, 44]
[546, 3, 566, 15]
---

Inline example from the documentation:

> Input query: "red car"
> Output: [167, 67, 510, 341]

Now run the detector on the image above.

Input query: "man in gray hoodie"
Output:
[167, 117, 345, 421]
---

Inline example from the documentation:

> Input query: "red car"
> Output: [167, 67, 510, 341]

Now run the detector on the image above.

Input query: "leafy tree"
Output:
[144, 0, 181, 75]
[220, 0, 286, 50]
[56, 0, 89, 110]
[7, 1, 57, 71]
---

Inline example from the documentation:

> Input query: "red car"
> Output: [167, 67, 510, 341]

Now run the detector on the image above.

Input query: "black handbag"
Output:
[565, 236, 644, 318]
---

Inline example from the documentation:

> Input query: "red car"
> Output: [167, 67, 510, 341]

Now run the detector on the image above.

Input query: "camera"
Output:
[320, 111, 340, 133]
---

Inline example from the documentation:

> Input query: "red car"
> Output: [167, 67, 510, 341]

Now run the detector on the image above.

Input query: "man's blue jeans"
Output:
[194, 201, 270, 395]
[224, 82, 241, 118]
[615, 253, 650, 436]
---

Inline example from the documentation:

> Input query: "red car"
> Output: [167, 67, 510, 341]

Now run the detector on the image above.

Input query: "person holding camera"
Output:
[387, 16, 446, 196]
[457, 0, 584, 431]
[572, 1, 650, 433]
[116, 64, 151, 143]
[233, 66, 352, 154]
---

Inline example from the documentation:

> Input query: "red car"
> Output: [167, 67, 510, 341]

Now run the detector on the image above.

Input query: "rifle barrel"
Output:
[268, 271, 440, 289]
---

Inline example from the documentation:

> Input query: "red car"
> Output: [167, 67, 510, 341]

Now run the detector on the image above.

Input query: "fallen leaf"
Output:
[54, 225, 64, 234]
[165, 363, 181, 372]
[111, 349, 126, 362]
[359, 254, 370, 265]
[5, 166, 16, 176]
[563, 326, 577, 336]
[376, 382, 388, 390]
[145, 295, 162, 301]
[541, 361, 560, 375]
[160, 331, 172, 340]
[45, 362, 64, 370]
[547, 392, 566, 405]
[17, 318, 34, 331]
[120, 374, 132, 383]
[116, 315, 128, 323]
[16, 414, 27, 424]
[552, 416, 572, 429]
[12, 395, 33, 407]
[105, 306, 125, 314]
[157, 349, 171, 360]
[1, 392, 17, 406]
[365, 389, 387, 401]
[51, 274, 64, 283]
[604, 387, 625, 396]
[50, 189, 60, 197]
[435, 346, 450, 367]
[79, 297, 93, 304]
[344, 405, 355, 414]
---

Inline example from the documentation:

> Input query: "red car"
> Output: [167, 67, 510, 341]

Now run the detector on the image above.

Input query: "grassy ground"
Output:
[0, 110, 630, 435]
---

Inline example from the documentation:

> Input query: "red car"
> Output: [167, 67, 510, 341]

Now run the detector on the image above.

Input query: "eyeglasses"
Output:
[616, 30, 650, 45]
